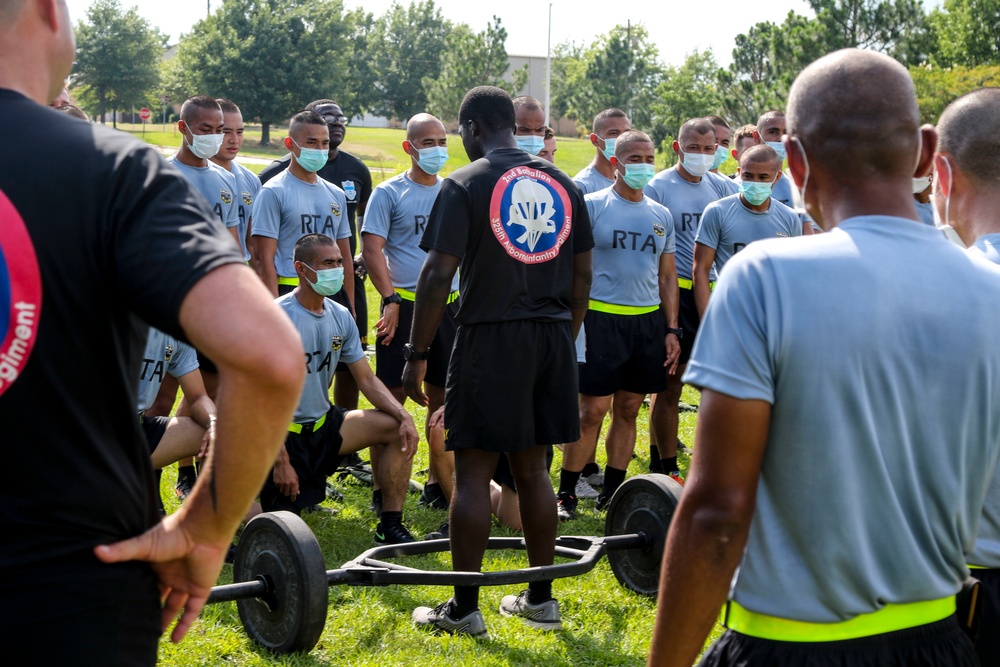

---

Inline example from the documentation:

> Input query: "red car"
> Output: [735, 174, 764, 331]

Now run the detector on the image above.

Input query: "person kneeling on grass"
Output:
[260, 234, 420, 545]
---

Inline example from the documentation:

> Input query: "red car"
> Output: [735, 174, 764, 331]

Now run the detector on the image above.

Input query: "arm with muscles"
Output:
[361, 233, 400, 344]
[348, 358, 418, 460]
[571, 250, 593, 339]
[658, 253, 681, 375]
[648, 390, 771, 667]
[337, 237, 356, 316]
[255, 237, 279, 297]
[95, 264, 305, 643]
[402, 249, 461, 406]
[692, 243, 717, 319]
[176, 368, 217, 460]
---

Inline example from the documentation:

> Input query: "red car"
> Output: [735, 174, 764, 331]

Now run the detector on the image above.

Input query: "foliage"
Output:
[424, 16, 528, 122]
[910, 63, 1000, 124]
[930, 0, 1000, 67]
[72, 0, 166, 125]
[809, 0, 932, 64]
[650, 50, 723, 153]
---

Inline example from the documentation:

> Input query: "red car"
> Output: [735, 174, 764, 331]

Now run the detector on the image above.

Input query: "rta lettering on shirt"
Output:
[0, 189, 42, 396]
[490, 166, 572, 264]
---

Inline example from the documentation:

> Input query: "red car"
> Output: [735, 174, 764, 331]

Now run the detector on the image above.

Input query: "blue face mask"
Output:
[515, 134, 545, 156]
[711, 145, 729, 170]
[292, 139, 328, 173]
[740, 180, 773, 206]
[414, 145, 449, 175]
[621, 163, 655, 190]
[598, 136, 617, 161]
[765, 140, 787, 162]
[303, 265, 344, 296]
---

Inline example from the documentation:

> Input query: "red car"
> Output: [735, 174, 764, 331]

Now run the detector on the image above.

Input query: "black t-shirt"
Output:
[420, 147, 593, 325]
[0, 89, 243, 567]
[259, 150, 373, 255]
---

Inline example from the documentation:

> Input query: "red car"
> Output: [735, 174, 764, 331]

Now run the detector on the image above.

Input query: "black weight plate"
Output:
[604, 474, 682, 596]
[234, 511, 328, 653]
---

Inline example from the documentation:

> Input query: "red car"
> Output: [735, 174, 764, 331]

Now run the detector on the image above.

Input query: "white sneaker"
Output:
[499, 590, 563, 630]
[575, 477, 599, 499]
[584, 471, 604, 487]
[412, 600, 490, 638]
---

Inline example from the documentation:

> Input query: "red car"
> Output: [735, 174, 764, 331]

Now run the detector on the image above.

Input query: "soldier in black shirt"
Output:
[0, 2, 305, 663]
[405, 86, 593, 637]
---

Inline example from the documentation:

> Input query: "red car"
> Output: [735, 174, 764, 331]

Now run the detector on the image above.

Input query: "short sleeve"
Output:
[168, 339, 199, 378]
[334, 190, 351, 240]
[683, 249, 776, 403]
[661, 207, 676, 255]
[360, 184, 394, 238]
[336, 307, 365, 364]
[250, 186, 281, 239]
[695, 203, 722, 250]
[359, 162, 373, 207]
[420, 178, 470, 259]
[571, 185, 594, 254]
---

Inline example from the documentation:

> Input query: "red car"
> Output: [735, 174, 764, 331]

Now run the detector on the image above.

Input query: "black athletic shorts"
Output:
[972, 568, 1000, 666]
[444, 320, 579, 453]
[678, 286, 701, 365]
[492, 446, 555, 491]
[376, 298, 459, 389]
[260, 404, 348, 512]
[277, 282, 295, 297]
[700, 617, 977, 666]
[0, 552, 160, 666]
[579, 309, 667, 396]
[139, 413, 170, 454]
[195, 348, 217, 374]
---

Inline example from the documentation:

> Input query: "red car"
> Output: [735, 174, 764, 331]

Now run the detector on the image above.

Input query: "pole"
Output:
[545, 3, 552, 129]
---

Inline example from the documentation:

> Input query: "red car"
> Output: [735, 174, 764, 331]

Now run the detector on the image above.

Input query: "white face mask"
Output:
[934, 156, 966, 247]
[185, 125, 224, 160]
[912, 176, 931, 194]
[682, 151, 716, 177]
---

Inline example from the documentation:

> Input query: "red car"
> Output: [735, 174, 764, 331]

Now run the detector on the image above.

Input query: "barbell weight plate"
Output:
[604, 474, 682, 597]
[233, 511, 328, 653]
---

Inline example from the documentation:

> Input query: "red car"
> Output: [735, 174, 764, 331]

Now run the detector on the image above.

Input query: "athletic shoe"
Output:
[556, 492, 577, 521]
[412, 600, 489, 638]
[499, 590, 563, 630]
[419, 482, 449, 510]
[325, 481, 344, 502]
[584, 470, 604, 488]
[424, 521, 450, 541]
[667, 470, 685, 486]
[302, 504, 339, 516]
[174, 474, 195, 501]
[374, 521, 416, 545]
[595, 493, 611, 512]
[574, 477, 599, 499]
[677, 438, 693, 455]
[679, 402, 699, 413]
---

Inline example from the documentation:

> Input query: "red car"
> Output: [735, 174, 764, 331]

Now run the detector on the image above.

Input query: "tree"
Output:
[73, 0, 165, 126]
[809, 0, 931, 63]
[425, 17, 528, 122]
[175, 0, 352, 145]
[930, 0, 1000, 67]
[368, 1, 452, 121]
[910, 63, 1000, 123]
[548, 40, 589, 128]
[650, 50, 723, 158]
[344, 9, 381, 116]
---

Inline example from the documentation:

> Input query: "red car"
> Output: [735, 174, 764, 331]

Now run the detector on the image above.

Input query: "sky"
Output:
[65, 0, 817, 68]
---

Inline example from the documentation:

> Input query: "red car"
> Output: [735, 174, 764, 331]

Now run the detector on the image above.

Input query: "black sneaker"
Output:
[325, 481, 344, 502]
[374, 521, 416, 545]
[595, 493, 611, 511]
[424, 521, 449, 541]
[175, 473, 196, 501]
[556, 492, 577, 521]
[418, 482, 449, 510]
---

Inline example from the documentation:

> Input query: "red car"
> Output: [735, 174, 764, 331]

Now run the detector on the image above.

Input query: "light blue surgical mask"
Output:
[621, 163, 655, 190]
[304, 264, 344, 296]
[414, 145, 449, 175]
[740, 180, 773, 206]
[292, 139, 328, 173]
[598, 136, 617, 161]
[711, 145, 729, 170]
[682, 151, 715, 177]
[765, 140, 787, 162]
[515, 134, 545, 156]
[185, 126, 224, 160]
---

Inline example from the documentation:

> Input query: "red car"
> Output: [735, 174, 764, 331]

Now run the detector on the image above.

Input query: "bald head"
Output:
[678, 118, 717, 145]
[787, 49, 920, 181]
[615, 130, 654, 159]
[406, 113, 446, 142]
[181, 95, 223, 125]
[741, 144, 781, 171]
[938, 88, 1000, 187]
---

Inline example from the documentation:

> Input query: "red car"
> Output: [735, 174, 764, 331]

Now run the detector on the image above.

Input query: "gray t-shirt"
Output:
[573, 163, 614, 196]
[968, 231, 1000, 568]
[277, 292, 364, 423]
[585, 187, 675, 307]
[360, 171, 457, 292]
[229, 161, 262, 261]
[684, 215, 1000, 622]
[136, 328, 198, 412]
[168, 158, 240, 231]
[695, 193, 802, 275]
[644, 167, 738, 280]
[251, 170, 350, 278]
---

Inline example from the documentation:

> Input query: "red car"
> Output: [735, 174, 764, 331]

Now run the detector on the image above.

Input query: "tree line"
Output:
[70, 0, 1000, 148]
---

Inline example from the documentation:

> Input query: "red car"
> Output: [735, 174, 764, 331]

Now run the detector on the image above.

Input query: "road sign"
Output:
[139, 107, 151, 121]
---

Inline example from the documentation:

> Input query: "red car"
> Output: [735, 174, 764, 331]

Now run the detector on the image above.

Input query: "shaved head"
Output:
[787, 49, 920, 181]
[406, 113, 445, 142]
[615, 130, 654, 158]
[180, 95, 222, 124]
[938, 88, 1000, 186]
[741, 144, 781, 170]
[678, 118, 717, 145]
[288, 110, 328, 142]
[594, 108, 630, 136]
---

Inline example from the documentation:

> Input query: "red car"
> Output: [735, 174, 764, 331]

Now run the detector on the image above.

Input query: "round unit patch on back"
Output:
[0, 188, 42, 397]
[490, 166, 572, 264]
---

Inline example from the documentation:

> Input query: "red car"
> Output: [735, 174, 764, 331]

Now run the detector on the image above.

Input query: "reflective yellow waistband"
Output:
[396, 287, 460, 304]
[288, 412, 327, 434]
[588, 300, 659, 315]
[277, 276, 299, 286]
[677, 277, 716, 291]
[968, 564, 989, 569]
[726, 597, 956, 642]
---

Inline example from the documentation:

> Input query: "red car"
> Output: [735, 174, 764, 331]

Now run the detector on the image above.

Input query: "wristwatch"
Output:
[403, 343, 430, 361]
[382, 292, 402, 306]
[666, 327, 684, 339]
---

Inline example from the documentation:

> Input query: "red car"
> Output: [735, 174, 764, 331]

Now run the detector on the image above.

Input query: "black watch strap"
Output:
[382, 292, 402, 306]
[403, 343, 431, 361]
[666, 327, 684, 340]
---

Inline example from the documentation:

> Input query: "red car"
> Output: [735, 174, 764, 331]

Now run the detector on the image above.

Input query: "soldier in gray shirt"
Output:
[573, 108, 631, 195]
